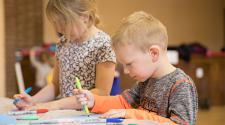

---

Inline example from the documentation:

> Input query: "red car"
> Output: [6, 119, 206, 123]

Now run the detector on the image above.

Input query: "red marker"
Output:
[8, 109, 49, 115]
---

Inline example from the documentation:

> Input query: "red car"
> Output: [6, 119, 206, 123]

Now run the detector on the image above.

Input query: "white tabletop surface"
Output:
[0, 97, 159, 125]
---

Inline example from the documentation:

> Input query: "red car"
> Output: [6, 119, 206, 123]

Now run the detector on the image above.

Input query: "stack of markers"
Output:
[8, 109, 49, 120]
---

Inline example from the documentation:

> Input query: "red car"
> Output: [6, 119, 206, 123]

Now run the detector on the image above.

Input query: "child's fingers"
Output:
[101, 109, 126, 118]
[80, 100, 88, 105]
[75, 93, 85, 98]
[73, 89, 80, 94]
[101, 112, 114, 118]
[74, 90, 90, 100]
[15, 101, 30, 109]
[76, 94, 88, 105]
[74, 89, 94, 107]
[14, 93, 29, 99]
[20, 93, 29, 99]
[13, 94, 23, 99]
[73, 89, 86, 95]
[25, 105, 38, 111]
[101, 110, 115, 118]
[76, 95, 86, 101]
[13, 94, 27, 105]
[77, 97, 88, 105]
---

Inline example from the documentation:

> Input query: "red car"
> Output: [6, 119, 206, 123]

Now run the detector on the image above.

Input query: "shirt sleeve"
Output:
[91, 94, 176, 124]
[125, 109, 176, 124]
[121, 82, 143, 108]
[90, 82, 141, 114]
[55, 42, 62, 61]
[91, 94, 132, 114]
[168, 81, 198, 125]
[96, 38, 116, 64]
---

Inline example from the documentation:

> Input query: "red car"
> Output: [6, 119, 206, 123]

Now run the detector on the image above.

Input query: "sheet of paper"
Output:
[38, 110, 106, 124]
[39, 109, 88, 119]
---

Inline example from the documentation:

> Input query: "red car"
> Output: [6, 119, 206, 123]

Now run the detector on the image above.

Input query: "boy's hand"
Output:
[73, 89, 94, 109]
[13, 93, 35, 110]
[101, 109, 126, 118]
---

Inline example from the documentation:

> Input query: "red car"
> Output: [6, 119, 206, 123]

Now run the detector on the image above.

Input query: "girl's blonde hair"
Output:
[112, 11, 168, 52]
[46, 0, 99, 41]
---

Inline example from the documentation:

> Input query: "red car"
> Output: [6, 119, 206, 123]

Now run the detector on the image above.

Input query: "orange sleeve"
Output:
[91, 94, 132, 114]
[125, 109, 177, 124]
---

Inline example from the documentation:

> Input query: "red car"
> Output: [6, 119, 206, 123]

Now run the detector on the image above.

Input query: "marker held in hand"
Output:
[75, 77, 90, 116]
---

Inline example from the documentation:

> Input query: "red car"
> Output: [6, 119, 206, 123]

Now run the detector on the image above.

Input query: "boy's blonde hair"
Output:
[112, 11, 168, 52]
[46, 0, 99, 40]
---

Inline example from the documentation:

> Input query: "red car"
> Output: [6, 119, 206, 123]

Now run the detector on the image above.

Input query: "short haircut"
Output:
[112, 11, 168, 52]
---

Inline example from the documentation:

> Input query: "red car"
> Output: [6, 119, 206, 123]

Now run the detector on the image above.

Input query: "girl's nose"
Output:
[123, 67, 130, 74]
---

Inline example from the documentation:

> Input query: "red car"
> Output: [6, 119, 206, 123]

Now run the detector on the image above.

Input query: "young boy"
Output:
[74, 11, 198, 125]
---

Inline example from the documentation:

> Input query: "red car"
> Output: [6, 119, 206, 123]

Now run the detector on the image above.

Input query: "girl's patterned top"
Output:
[56, 30, 116, 97]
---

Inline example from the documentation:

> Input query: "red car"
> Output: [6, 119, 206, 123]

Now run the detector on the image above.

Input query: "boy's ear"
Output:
[148, 45, 160, 62]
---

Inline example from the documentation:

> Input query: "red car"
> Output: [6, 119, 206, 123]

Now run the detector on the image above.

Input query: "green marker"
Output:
[75, 77, 90, 116]
[16, 115, 39, 120]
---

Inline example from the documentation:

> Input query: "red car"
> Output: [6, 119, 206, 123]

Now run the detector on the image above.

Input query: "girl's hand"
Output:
[101, 109, 126, 118]
[13, 93, 35, 110]
[25, 103, 42, 111]
[73, 89, 94, 109]
[25, 102, 58, 111]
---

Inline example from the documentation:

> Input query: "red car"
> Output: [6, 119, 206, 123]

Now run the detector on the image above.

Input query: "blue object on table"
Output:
[110, 76, 122, 96]
[24, 87, 33, 93]
[0, 115, 16, 125]
[49, 44, 56, 52]
[13, 87, 32, 105]
[106, 118, 124, 123]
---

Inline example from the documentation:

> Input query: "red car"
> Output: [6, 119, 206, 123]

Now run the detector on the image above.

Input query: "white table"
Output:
[0, 97, 16, 114]
[0, 97, 159, 125]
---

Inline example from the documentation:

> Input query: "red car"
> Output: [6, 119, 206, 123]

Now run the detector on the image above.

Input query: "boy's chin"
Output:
[134, 77, 147, 82]
[139, 79, 147, 82]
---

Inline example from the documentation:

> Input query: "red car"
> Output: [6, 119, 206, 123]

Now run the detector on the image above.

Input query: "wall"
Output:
[43, 0, 58, 43]
[0, 0, 5, 96]
[97, 0, 224, 51]
[4, 0, 43, 97]
[44, 0, 224, 51]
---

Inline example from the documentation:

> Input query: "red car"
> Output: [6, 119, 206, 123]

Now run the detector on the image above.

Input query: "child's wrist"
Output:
[31, 96, 38, 104]
[51, 101, 60, 110]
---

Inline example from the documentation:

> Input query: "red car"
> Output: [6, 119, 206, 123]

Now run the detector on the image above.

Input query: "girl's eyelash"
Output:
[126, 63, 132, 66]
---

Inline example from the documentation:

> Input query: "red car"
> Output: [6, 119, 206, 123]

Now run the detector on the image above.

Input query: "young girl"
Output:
[14, 0, 116, 110]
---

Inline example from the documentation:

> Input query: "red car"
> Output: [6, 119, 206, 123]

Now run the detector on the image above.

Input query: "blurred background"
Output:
[0, 0, 224, 124]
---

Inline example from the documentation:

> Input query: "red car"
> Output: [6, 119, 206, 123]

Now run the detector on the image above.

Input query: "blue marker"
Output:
[13, 87, 32, 105]
[106, 118, 124, 123]
[78, 118, 123, 124]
